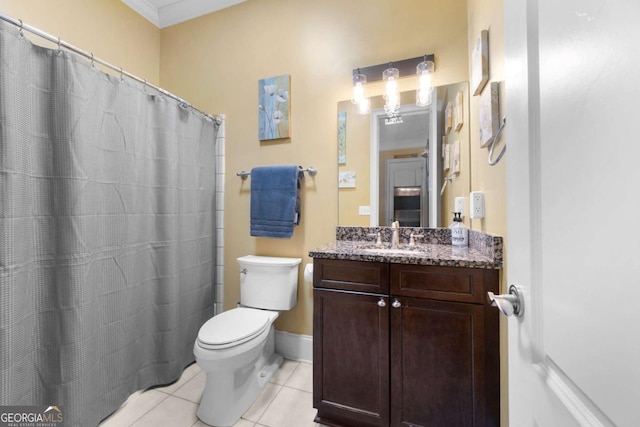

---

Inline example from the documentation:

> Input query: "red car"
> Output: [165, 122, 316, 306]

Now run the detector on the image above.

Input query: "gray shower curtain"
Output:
[0, 21, 218, 426]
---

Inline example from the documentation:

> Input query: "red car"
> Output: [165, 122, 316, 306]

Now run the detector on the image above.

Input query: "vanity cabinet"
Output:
[313, 258, 500, 427]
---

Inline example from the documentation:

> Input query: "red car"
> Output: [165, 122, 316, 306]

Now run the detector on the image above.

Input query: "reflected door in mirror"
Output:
[385, 158, 426, 226]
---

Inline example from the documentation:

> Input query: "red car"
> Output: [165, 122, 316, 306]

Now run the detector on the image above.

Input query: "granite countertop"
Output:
[309, 226, 503, 269]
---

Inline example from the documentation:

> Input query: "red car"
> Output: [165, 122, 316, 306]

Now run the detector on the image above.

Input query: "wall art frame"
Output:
[338, 111, 347, 164]
[454, 90, 464, 131]
[471, 30, 489, 96]
[338, 171, 356, 188]
[479, 81, 500, 147]
[258, 74, 291, 140]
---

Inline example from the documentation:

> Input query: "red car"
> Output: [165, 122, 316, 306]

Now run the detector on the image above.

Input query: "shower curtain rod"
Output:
[0, 12, 223, 126]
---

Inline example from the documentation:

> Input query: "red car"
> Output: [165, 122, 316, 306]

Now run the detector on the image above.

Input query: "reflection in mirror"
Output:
[337, 82, 470, 228]
[371, 103, 433, 227]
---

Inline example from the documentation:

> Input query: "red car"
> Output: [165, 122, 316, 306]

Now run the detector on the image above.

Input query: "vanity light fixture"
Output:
[351, 53, 435, 117]
[416, 57, 435, 107]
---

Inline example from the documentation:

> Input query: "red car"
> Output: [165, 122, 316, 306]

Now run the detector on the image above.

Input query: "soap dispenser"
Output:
[449, 212, 468, 247]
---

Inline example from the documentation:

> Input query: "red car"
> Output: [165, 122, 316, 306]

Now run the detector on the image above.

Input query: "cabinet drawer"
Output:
[314, 258, 389, 294]
[391, 264, 498, 304]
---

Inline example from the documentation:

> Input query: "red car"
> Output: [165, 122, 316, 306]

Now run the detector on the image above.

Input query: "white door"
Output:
[505, 0, 640, 426]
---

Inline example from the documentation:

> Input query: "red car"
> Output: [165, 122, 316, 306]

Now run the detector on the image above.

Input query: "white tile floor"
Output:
[99, 360, 323, 427]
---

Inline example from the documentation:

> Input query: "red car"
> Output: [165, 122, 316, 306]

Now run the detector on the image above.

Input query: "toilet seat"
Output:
[197, 308, 272, 350]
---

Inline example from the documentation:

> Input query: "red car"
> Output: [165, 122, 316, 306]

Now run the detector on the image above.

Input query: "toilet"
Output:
[193, 255, 302, 427]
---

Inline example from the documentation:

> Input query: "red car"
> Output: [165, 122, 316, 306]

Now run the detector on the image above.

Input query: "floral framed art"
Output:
[337, 111, 347, 164]
[258, 74, 290, 140]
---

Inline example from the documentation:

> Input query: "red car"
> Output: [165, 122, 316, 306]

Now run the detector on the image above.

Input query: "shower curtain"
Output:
[0, 20, 219, 426]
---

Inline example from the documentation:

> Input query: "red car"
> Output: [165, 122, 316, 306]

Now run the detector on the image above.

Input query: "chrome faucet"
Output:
[391, 221, 400, 247]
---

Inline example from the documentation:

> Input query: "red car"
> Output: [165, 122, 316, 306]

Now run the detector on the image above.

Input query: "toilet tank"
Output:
[237, 255, 302, 310]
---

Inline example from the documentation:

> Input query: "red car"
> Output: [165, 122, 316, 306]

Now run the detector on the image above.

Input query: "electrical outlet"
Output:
[454, 197, 465, 217]
[470, 191, 485, 219]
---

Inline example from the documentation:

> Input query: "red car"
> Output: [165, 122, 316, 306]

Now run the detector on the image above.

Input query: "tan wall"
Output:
[1, 0, 161, 84]
[466, 0, 508, 424]
[3, 5, 508, 418]
[159, 0, 470, 335]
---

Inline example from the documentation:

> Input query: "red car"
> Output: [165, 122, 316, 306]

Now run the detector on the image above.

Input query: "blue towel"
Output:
[250, 165, 302, 238]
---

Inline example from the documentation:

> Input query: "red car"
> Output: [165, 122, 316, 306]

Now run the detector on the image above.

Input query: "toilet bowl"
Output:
[194, 255, 301, 427]
[194, 308, 281, 426]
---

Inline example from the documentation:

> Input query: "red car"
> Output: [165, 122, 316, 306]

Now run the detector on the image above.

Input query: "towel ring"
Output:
[488, 117, 507, 166]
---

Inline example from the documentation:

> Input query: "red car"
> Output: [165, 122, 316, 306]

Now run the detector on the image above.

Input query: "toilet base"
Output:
[196, 328, 283, 426]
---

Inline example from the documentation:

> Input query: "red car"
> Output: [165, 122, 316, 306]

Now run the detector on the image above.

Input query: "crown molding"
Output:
[122, 0, 246, 28]
[122, 0, 160, 27]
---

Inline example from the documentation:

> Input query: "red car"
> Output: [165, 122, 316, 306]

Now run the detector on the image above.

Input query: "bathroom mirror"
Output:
[337, 82, 470, 228]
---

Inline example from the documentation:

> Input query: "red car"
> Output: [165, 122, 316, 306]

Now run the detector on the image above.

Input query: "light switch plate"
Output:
[359, 206, 371, 216]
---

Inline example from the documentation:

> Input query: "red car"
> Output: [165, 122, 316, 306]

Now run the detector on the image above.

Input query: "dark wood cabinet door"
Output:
[314, 288, 390, 427]
[390, 297, 494, 427]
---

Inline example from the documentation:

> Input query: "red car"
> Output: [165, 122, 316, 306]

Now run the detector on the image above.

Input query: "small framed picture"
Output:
[443, 141, 450, 172]
[338, 111, 347, 164]
[452, 140, 461, 173]
[479, 82, 500, 147]
[454, 90, 464, 131]
[338, 171, 356, 188]
[471, 30, 489, 96]
[444, 102, 453, 135]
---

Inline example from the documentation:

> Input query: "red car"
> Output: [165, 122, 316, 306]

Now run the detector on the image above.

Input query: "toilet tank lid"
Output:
[237, 255, 302, 267]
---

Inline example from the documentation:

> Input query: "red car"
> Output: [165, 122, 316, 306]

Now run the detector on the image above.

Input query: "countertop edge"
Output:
[309, 243, 502, 270]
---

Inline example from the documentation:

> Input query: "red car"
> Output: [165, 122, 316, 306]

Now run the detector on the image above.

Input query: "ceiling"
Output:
[121, 0, 246, 28]
[378, 109, 430, 152]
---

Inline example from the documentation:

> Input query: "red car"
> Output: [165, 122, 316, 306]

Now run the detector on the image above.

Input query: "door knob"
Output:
[377, 298, 386, 307]
[392, 299, 401, 308]
[487, 285, 523, 317]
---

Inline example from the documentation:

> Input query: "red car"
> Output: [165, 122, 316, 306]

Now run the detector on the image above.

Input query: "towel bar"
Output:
[237, 166, 317, 181]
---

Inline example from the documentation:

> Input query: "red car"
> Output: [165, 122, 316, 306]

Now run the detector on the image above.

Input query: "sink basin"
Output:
[362, 248, 427, 256]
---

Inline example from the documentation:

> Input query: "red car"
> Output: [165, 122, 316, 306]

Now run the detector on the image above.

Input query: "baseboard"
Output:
[274, 330, 313, 363]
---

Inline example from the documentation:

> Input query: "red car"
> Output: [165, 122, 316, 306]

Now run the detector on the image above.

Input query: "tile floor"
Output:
[99, 359, 324, 427]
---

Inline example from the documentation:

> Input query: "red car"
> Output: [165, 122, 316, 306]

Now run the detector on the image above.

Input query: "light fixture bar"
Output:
[352, 54, 435, 82]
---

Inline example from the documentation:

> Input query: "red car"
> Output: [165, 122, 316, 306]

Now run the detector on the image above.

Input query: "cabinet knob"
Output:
[392, 299, 401, 308]
[377, 298, 386, 307]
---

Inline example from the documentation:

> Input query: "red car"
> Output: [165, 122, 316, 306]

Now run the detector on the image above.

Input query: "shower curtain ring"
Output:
[18, 19, 23, 35]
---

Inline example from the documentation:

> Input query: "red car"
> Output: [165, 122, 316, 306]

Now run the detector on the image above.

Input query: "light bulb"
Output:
[351, 73, 367, 105]
[416, 60, 434, 106]
[383, 67, 400, 116]
[356, 97, 370, 115]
